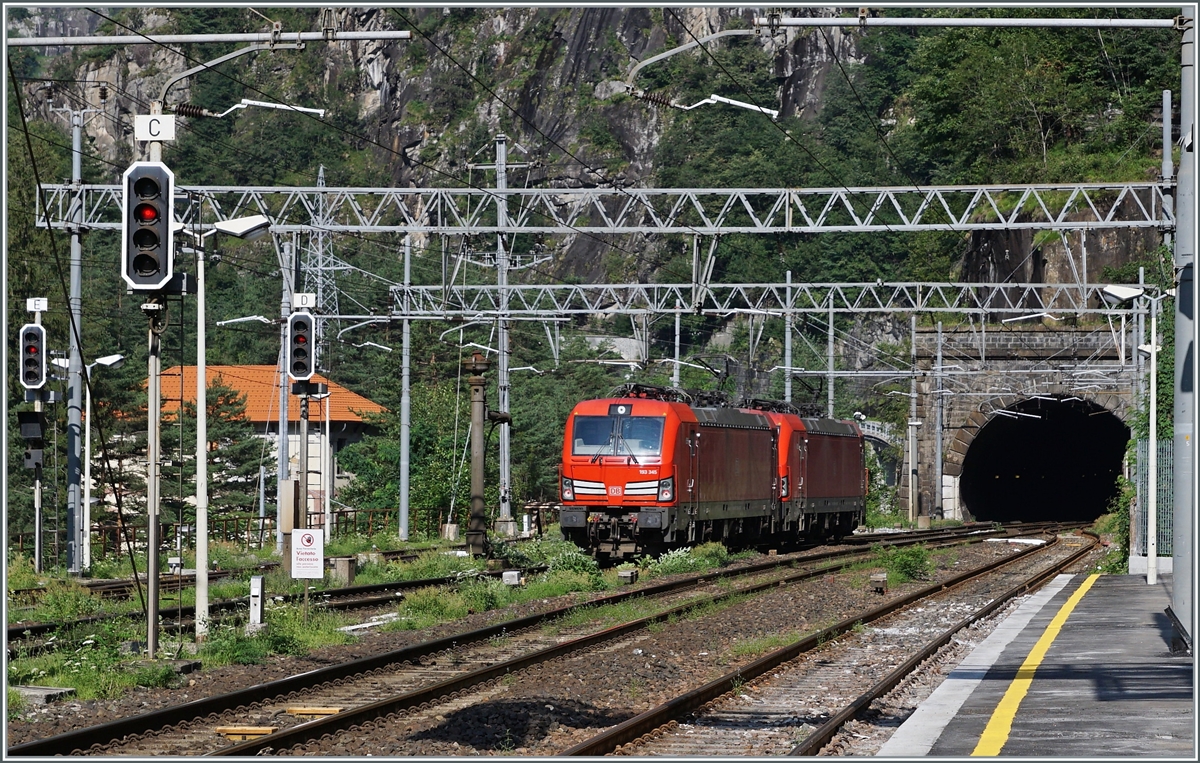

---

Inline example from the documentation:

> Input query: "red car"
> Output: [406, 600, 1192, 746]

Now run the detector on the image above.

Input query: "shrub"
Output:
[691, 542, 731, 568]
[199, 625, 274, 665]
[490, 538, 535, 569]
[644, 547, 704, 576]
[400, 586, 469, 622]
[33, 581, 103, 622]
[547, 548, 600, 577]
[873, 543, 932, 583]
[526, 569, 604, 597]
[459, 579, 511, 613]
[392, 549, 482, 581]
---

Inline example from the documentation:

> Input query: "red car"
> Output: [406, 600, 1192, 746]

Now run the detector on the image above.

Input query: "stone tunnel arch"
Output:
[951, 394, 1131, 523]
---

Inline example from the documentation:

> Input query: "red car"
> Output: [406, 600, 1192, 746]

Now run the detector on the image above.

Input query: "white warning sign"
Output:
[291, 529, 325, 579]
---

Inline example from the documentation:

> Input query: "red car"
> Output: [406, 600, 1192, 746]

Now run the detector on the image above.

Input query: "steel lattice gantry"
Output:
[395, 281, 1143, 320]
[38, 181, 1172, 235]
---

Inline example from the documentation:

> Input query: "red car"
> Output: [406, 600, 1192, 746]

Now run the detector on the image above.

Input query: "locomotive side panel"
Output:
[800, 419, 866, 524]
[695, 425, 775, 504]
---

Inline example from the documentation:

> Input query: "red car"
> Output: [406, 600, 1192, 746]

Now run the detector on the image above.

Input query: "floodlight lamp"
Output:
[214, 214, 271, 241]
[1100, 284, 1144, 306]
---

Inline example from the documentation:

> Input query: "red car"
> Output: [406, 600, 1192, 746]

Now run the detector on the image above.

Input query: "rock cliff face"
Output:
[14, 7, 1161, 295]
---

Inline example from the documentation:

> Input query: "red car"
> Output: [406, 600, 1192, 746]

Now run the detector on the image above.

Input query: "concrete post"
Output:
[400, 236, 411, 541]
[277, 241, 292, 553]
[299, 393, 309, 530]
[827, 304, 835, 417]
[465, 352, 491, 555]
[909, 315, 919, 521]
[673, 300, 681, 389]
[495, 135, 515, 536]
[931, 319, 940, 520]
[785, 271, 792, 403]
[66, 109, 84, 574]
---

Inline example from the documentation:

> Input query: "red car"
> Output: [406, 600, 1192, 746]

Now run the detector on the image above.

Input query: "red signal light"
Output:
[295, 335, 307, 344]
[25, 344, 39, 355]
[134, 203, 159, 224]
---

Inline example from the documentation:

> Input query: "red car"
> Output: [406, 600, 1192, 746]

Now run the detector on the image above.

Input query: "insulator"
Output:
[98, 85, 109, 102]
[638, 91, 674, 109]
[174, 102, 208, 118]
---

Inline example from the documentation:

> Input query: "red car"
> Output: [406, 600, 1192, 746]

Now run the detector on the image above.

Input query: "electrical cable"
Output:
[8, 56, 147, 602]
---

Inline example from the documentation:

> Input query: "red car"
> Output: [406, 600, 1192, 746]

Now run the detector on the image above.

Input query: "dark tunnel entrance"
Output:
[959, 397, 1129, 523]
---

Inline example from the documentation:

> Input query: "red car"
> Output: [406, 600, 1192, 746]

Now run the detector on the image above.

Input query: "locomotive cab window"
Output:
[572, 415, 664, 456]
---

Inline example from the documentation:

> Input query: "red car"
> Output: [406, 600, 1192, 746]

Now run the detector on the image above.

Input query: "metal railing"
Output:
[1133, 438, 1174, 556]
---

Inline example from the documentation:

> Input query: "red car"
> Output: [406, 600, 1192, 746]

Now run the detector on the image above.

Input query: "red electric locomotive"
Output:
[559, 385, 866, 560]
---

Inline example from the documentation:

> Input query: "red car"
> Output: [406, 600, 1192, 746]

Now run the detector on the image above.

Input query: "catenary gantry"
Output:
[38, 181, 1172, 235]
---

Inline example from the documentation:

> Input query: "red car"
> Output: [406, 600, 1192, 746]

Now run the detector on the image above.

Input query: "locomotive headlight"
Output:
[561, 477, 575, 501]
[657, 476, 674, 501]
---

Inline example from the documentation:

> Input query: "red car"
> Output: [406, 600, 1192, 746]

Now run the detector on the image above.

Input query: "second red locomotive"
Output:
[559, 384, 866, 560]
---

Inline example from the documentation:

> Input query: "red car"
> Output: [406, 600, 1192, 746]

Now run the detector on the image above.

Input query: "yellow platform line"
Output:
[971, 573, 1100, 756]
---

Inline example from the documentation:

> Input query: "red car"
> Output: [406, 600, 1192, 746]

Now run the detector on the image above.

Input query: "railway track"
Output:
[6, 527, 1013, 757]
[5, 565, 548, 659]
[0, 520, 1070, 753]
[565, 527, 1098, 756]
[6, 523, 1019, 657]
[6, 543, 468, 608]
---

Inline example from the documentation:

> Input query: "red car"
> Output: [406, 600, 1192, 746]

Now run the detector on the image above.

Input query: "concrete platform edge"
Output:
[875, 573, 1076, 756]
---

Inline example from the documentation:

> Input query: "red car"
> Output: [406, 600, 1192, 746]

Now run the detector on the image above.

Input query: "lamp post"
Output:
[1138, 293, 1172, 585]
[1102, 284, 1174, 585]
[886, 390, 920, 522]
[54, 353, 124, 571]
[310, 391, 333, 542]
[180, 213, 271, 641]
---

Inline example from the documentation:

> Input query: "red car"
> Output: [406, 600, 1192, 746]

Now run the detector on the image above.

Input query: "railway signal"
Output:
[121, 161, 174, 291]
[287, 312, 314, 381]
[19, 323, 47, 390]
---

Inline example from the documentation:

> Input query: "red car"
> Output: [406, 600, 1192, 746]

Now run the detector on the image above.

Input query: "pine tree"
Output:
[161, 374, 275, 530]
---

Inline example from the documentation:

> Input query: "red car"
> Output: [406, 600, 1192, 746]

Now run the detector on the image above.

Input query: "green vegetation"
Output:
[636, 542, 736, 578]
[730, 631, 799, 657]
[7, 9, 1176, 586]
[873, 542, 933, 583]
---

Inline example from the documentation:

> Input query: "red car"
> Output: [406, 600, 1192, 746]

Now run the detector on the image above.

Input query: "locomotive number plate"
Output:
[608, 486, 623, 496]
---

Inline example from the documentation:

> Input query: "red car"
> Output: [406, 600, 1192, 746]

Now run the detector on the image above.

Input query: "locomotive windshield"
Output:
[571, 415, 664, 457]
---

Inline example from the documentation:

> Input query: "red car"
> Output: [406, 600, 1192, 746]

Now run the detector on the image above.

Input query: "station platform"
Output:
[878, 573, 1194, 757]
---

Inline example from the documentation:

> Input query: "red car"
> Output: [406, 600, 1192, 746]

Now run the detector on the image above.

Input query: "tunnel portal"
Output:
[959, 397, 1129, 523]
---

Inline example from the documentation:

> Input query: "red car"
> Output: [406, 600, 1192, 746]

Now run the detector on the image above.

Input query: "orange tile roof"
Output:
[159, 365, 387, 424]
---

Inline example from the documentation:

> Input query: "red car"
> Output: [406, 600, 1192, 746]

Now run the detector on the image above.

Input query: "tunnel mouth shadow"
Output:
[960, 397, 1129, 524]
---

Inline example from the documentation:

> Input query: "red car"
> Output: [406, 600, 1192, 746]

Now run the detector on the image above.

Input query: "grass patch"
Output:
[637, 543, 734, 579]
[198, 605, 355, 668]
[872, 543, 933, 584]
[730, 631, 799, 657]
[14, 580, 104, 625]
[6, 615, 178, 699]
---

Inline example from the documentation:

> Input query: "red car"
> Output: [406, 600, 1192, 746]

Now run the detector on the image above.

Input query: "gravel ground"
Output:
[8, 539, 1051, 756]
[270, 541, 1025, 756]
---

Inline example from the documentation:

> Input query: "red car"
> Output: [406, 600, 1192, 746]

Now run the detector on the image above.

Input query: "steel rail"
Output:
[561, 528, 1081, 756]
[4, 565, 544, 654]
[788, 531, 1100, 755]
[205, 547, 934, 756]
[6, 529, 1001, 757]
[4, 544, 870, 757]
